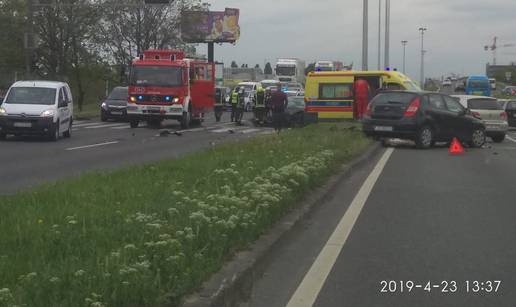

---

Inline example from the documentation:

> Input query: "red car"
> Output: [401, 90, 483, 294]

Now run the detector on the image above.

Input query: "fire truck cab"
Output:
[127, 50, 215, 129]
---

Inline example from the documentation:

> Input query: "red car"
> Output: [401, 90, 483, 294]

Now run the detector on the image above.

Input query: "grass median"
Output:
[0, 123, 371, 307]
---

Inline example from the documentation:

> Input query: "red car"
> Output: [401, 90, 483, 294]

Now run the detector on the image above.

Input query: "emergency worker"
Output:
[254, 86, 266, 124]
[230, 87, 240, 122]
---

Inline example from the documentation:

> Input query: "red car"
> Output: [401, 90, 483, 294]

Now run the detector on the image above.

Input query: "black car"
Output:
[362, 91, 486, 148]
[100, 86, 128, 121]
[500, 100, 516, 127]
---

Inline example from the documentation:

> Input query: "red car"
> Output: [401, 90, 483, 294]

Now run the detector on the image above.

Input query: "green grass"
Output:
[75, 102, 100, 120]
[0, 123, 371, 307]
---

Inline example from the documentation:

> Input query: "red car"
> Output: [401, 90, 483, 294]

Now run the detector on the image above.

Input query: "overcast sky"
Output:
[200, 0, 516, 80]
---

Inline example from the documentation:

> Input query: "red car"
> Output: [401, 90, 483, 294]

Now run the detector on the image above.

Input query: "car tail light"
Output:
[471, 111, 482, 119]
[403, 97, 421, 117]
[501, 111, 507, 120]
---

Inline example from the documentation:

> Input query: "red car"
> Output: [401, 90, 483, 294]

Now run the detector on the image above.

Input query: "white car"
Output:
[0, 81, 74, 141]
[442, 79, 452, 87]
[452, 95, 508, 143]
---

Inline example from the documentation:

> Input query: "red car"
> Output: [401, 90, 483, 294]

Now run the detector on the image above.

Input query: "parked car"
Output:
[0, 81, 73, 141]
[442, 79, 452, 87]
[362, 91, 486, 149]
[452, 95, 508, 143]
[286, 95, 305, 126]
[502, 86, 516, 95]
[498, 99, 516, 127]
[100, 86, 128, 122]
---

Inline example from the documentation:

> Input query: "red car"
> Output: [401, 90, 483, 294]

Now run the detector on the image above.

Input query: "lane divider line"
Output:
[65, 141, 119, 151]
[286, 148, 394, 307]
[72, 122, 102, 128]
[85, 123, 127, 129]
[506, 135, 516, 144]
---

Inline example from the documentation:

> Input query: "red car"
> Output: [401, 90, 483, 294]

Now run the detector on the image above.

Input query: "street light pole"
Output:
[362, 0, 369, 71]
[377, 0, 382, 70]
[401, 40, 408, 74]
[419, 27, 427, 89]
[384, 0, 390, 68]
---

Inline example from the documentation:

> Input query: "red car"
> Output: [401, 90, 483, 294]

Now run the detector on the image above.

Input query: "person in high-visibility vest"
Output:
[230, 87, 240, 122]
[254, 86, 266, 124]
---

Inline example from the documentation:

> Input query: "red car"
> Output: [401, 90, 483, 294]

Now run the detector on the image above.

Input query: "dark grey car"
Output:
[100, 87, 128, 121]
[286, 96, 305, 126]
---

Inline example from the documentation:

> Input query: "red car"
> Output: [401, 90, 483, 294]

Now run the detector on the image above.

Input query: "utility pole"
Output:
[419, 27, 427, 89]
[401, 40, 408, 74]
[25, 0, 35, 78]
[362, 0, 369, 71]
[377, 0, 382, 70]
[384, 0, 390, 68]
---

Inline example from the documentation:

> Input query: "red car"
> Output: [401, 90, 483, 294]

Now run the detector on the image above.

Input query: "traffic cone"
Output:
[449, 138, 465, 155]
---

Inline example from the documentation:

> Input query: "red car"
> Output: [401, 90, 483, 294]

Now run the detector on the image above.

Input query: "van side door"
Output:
[57, 87, 71, 129]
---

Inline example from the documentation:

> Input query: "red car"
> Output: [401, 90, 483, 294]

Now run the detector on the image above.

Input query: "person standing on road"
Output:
[270, 85, 288, 133]
[230, 87, 240, 122]
[254, 86, 266, 124]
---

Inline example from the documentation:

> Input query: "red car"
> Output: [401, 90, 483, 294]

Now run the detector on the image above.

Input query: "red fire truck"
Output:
[127, 50, 215, 129]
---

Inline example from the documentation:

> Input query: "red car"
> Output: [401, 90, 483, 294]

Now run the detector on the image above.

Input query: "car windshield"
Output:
[239, 84, 254, 92]
[276, 66, 296, 76]
[129, 65, 183, 87]
[467, 98, 502, 110]
[261, 82, 278, 88]
[108, 88, 128, 100]
[469, 80, 489, 88]
[5, 87, 56, 105]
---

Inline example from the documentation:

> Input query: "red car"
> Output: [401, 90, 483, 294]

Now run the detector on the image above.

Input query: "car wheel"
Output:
[130, 120, 139, 128]
[49, 122, 59, 142]
[63, 120, 72, 138]
[181, 110, 191, 129]
[491, 134, 505, 143]
[415, 126, 433, 149]
[469, 128, 486, 148]
[100, 111, 108, 122]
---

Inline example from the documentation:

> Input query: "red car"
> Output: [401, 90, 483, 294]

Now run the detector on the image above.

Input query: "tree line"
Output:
[0, 0, 208, 110]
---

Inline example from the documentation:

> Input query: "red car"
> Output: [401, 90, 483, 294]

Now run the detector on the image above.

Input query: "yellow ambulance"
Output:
[304, 70, 421, 120]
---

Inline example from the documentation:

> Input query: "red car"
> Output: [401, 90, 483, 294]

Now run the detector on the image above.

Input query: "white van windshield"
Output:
[5, 87, 57, 105]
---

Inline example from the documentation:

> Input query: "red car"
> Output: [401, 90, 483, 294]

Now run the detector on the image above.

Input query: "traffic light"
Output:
[144, 0, 171, 3]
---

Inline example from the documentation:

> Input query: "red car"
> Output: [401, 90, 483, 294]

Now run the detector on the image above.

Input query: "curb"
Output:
[180, 141, 383, 307]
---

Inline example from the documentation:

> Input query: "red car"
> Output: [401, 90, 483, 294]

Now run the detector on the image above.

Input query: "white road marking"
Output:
[212, 127, 234, 133]
[506, 135, 516, 143]
[286, 148, 394, 307]
[240, 128, 261, 134]
[179, 127, 206, 133]
[85, 123, 127, 129]
[65, 141, 119, 151]
[73, 122, 102, 128]
[111, 125, 131, 130]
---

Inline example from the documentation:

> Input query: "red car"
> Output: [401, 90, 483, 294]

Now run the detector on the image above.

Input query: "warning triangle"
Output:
[449, 138, 465, 155]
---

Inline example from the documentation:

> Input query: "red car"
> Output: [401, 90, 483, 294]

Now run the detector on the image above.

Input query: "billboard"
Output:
[181, 8, 240, 43]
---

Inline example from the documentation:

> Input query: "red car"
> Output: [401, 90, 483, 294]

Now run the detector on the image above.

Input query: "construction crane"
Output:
[484, 37, 516, 65]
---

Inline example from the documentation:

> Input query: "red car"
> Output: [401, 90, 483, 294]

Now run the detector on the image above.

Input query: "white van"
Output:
[0, 81, 73, 141]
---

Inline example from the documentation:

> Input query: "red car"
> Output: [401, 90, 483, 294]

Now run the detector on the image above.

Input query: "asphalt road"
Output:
[244, 131, 516, 307]
[0, 111, 272, 194]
